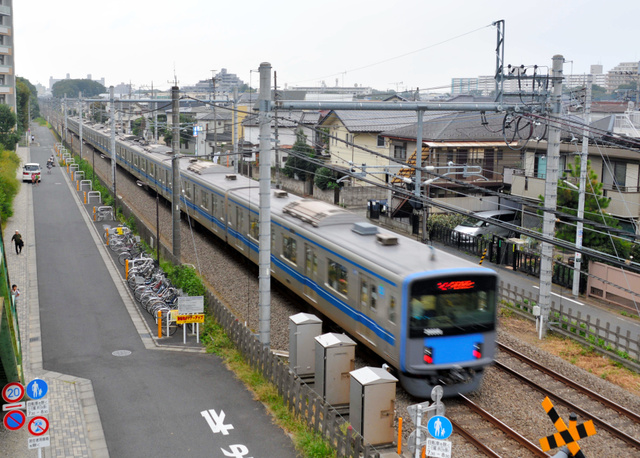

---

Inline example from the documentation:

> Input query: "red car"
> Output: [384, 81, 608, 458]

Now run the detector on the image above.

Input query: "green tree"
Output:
[52, 79, 106, 98]
[132, 117, 146, 136]
[547, 156, 630, 259]
[314, 167, 340, 190]
[17, 76, 40, 119]
[16, 80, 31, 132]
[0, 104, 19, 150]
[283, 130, 318, 181]
[90, 102, 108, 123]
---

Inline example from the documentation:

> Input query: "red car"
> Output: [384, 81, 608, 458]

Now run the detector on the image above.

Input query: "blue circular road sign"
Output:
[427, 415, 452, 440]
[26, 379, 48, 400]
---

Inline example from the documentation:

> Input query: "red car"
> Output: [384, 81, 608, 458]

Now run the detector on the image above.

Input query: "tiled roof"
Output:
[319, 110, 436, 133]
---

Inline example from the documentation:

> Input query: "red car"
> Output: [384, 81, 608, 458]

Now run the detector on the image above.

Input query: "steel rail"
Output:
[498, 342, 640, 425]
[457, 395, 549, 457]
[494, 354, 640, 449]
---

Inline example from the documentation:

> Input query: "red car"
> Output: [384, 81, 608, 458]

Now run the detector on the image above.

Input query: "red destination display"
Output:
[436, 280, 475, 291]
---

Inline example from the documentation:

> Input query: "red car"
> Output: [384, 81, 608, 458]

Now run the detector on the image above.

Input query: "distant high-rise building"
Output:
[0, 0, 16, 112]
[607, 62, 639, 93]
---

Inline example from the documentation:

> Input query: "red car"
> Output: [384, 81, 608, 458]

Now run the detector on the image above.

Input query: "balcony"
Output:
[0, 26, 9, 35]
[0, 46, 10, 55]
[0, 5, 10, 15]
[0, 65, 12, 74]
[0, 85, 12, 94]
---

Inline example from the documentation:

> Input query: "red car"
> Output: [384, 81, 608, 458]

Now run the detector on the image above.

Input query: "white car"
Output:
[22, 163, 42, 182]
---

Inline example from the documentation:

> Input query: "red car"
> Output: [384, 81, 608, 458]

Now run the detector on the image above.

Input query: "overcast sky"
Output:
[14, 0, 639, 93]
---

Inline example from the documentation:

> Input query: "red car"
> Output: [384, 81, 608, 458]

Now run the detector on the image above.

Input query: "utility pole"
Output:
[171, 86, 181, 261]
[573, 74, 592, 296]
[153, 81, 158, 143]
[414, 110, 423, 237]
[110, 86, 117, 216]
[539, 55, 564, 339]
[79, 91, 83, 160]
[258, 62, 272, 348]
[233, 87, 238, 173]
[274, 71, 280, 188]
[211, 71, 218, 161]
[63, 94, 67, 146]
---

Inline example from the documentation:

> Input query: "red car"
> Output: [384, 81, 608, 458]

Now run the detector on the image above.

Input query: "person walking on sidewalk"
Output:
[11, 230, 24, 254]
[11, 284, 20, 306]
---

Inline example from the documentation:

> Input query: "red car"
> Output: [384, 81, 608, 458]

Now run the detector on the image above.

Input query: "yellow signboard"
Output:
[176, 314, 205, 324]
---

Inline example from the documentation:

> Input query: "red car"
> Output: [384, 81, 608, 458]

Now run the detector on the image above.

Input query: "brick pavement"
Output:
[1, 143, 107, 457]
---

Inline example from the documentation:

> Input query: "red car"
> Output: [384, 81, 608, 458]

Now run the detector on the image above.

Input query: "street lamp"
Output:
[136, 180, 160, 264]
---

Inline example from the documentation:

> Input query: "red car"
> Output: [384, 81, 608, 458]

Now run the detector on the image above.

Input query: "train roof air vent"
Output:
[376, 233, 398, 246]
[225, 174, 237, 180]
[352, 222, 378, 236]
[274, 190, 288, 198]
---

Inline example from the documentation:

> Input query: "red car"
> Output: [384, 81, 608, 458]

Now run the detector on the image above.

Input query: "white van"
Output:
[453, 210, 519, 241]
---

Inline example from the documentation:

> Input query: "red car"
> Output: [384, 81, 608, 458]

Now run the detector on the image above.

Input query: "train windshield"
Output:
[408, 275, 496, 337]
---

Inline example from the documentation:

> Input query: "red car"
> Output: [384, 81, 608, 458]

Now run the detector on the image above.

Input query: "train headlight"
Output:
[473, 343, 483, 359]
[423, 346, 434, 364]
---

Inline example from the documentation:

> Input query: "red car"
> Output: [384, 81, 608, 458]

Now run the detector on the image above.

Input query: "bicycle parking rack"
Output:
[79, 180, 92, 192]
[75, 172, 86, 190]
[62, 153, 71, 163]
[54, 142, 62, 153]
[86, 191, 101, 204]
[125, 257, 154, 279]
[93, 205, 114, 222]
[69, 164, 80, 179]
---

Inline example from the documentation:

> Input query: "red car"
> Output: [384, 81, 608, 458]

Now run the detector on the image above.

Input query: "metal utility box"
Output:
[349, 366, 398, 446]
[315, 333, 356, 406]
[289, 313, 322, 377]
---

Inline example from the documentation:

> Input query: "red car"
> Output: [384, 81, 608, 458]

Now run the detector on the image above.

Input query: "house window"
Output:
[394, 143, 407, 160]
[283, 234, 297, 264]
[327, 259, 348, 295]
[377, 135, 385, 147]
[603, 161, 627, 188]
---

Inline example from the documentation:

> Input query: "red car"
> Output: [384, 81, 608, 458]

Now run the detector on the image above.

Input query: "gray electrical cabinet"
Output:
[349, 367, 398, 446]
[314, 333, 356, 406]
[288, 313, 322, 377]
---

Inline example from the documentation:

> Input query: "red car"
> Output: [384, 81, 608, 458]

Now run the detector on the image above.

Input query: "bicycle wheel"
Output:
[118, 251, 132, 266]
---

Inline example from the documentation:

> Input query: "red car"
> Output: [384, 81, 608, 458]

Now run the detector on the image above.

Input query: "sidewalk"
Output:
[1, 144, 106, 457]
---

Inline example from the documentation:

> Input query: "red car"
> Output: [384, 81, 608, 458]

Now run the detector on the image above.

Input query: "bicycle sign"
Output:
[28, 416, 49, 436]
[2, 382, 25, 403]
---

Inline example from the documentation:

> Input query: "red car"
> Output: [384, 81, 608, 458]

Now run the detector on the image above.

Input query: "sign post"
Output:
[177, 296, 205, 343]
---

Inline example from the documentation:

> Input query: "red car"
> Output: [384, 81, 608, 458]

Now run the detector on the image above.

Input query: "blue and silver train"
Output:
[64, 117, 498, 397]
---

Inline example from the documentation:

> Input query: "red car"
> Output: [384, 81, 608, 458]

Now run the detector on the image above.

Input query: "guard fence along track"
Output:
[496, 342, 640, 452]
[449, 395, 548, 457]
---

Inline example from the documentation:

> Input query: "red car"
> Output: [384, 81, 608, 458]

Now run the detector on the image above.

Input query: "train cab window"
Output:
[282, 235, 297, 265]
[327, 259, 348, 296]
[249, 215, 259, 240]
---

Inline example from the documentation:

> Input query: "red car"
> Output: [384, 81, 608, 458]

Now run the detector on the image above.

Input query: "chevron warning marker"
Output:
[539, 397, 596, 457]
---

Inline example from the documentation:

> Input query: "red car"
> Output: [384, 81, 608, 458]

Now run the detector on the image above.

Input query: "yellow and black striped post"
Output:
[539, 397, 596, 458]
[479, 248, 487, 265]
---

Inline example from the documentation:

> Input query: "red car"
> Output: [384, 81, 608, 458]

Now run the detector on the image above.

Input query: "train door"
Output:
[235, 205, 245, 251]
[357, 275, 378, 346]
[304, 244, 318, 303]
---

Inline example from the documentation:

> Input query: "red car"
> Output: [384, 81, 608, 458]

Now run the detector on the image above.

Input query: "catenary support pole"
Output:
[110, 86, 117, 216]
[539, 55, 564, 339]
[573, 74, 592, 296]
[258, 62, 272, 348]
[233, 87, 239, 174]
[171, 86, 181, 261]
[415, 109, 423, 237]
[79, 91, 83, 160]
[63, 95, 67, 146]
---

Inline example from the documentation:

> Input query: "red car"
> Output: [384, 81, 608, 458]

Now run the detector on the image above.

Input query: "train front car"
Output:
[399, 268, 498, 398]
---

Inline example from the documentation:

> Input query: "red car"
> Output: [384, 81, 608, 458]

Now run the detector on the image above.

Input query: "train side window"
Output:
[389, 296, 396, 323]
[212, 195, 218, 216]
[271, 228, 275, 250]
[305, 246, 317, 276]
[282, 234, 297, 265]
[236, 206, 245, 232]
[183, 181, 192, 200]
[201, 189, 209, 210]
[249, 214, 259, 240]
[327, 259, 348, 296]
[360, 279, 368, 308]
[370, 284, 377, 311]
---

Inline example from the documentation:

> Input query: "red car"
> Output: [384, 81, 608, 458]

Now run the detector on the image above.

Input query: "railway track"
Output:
[72, 140, 640, 457]
[496, 342, 640, 453]
[449, 395, 548, 457]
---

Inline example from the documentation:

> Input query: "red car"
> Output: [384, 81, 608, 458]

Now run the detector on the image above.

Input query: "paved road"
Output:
[31, 125, 297, 457]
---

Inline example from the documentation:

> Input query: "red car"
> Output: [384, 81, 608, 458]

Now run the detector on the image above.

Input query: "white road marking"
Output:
[532, 286, 584, 305]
